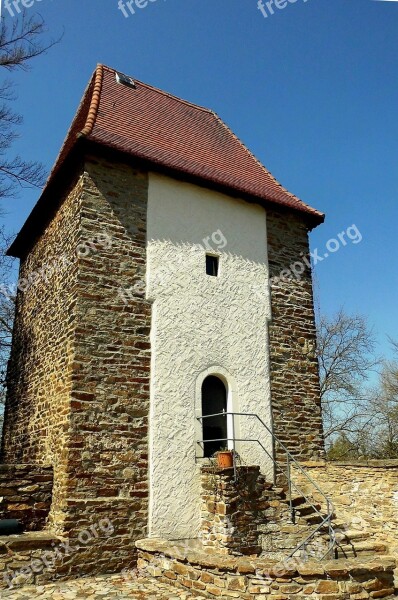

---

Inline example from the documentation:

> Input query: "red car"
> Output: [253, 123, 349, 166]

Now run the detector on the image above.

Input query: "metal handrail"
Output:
[196, 411, 336, 560]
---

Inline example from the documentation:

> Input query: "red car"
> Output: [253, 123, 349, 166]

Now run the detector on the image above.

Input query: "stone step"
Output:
[335, 541, 388, 557]
[331, 519, 346, 529]
[319, 526, 372, 544]
[294, 502, 322, 516]
[339, 530, 372, 542]
[279, 494, 308, 507]
[278, 523, 312, 534]
[258, 479, 388, 564]
[261, 480, 275, 491]
[286, 536, 387, 562]
[297, 513, 325, 525]
[272, 487, 286, 496]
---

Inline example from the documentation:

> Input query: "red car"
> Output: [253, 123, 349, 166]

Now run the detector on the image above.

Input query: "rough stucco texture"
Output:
[147, 173, 273, 540]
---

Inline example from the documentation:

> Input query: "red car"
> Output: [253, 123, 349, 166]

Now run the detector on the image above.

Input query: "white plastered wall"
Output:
[147, 172, 274, 539]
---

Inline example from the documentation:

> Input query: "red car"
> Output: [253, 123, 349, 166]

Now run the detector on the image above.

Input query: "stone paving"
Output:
[1, 573, 205, 599]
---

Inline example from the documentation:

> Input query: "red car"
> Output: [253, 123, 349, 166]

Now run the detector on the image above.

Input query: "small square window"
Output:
[206, 254, 219, 277]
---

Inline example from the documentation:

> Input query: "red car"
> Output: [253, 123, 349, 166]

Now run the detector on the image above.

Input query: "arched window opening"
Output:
[201, 375, 227, 458]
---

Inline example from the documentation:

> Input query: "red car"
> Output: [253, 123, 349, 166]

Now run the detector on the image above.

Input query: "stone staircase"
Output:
[258, 481, 389, 560]
[200, 464, 390, 561]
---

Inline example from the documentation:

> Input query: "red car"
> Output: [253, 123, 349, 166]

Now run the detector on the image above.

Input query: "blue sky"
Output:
[2, 0, 398, 358]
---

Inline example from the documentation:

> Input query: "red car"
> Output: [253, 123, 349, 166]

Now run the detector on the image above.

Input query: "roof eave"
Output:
[7, 139, 324, 259]
[84, 136, 325, 226]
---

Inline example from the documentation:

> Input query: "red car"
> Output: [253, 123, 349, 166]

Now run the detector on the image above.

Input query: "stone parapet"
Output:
[0, 532, 64, 590]
[136, 538, 396, 599]
[0, 465, 53, 531]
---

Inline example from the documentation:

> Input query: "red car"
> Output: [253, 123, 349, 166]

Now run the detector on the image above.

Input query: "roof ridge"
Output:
[210, 110, 323, 218]
[101, 64, 213, 115]
[80, 64, 104, 137]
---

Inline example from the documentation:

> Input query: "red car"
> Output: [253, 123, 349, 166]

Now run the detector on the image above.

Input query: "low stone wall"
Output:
[0, 532, 63, 590]
[0, 465, 53, 532]
[136, 538, 396, 599]
[0, 516, 121, 590]
[292, 461, 398, 554]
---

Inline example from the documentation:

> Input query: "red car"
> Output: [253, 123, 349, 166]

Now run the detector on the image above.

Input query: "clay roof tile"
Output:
[8, 64, 324, 257]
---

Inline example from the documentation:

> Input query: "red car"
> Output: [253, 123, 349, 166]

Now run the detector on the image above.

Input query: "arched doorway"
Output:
[201, 375, 228, 458]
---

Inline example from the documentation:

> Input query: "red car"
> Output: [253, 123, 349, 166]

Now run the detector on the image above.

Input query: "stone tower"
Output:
[1, 65, 324, 573]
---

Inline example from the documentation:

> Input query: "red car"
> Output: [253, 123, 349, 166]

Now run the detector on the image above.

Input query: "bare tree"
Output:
[322, 335, 398, 460]
[381, 339, 398, 401]
[366, 342, 398, 458]
[317, 309, 379, 446]
[0, 12, 58, 427]
[371, 394, 398, 458]
[0, 228, 15, 433]
[326, 432, 367, 461]
[0, 13, 58, 200]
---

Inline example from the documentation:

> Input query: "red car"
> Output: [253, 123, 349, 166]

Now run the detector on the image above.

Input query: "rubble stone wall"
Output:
[61, 157, 151, 576]
[293, 460, 398, 554]
[1, 156, 152, 577]
[0, 465, 53, 531]
[267, 211, 324, 462]
[1, 176, 83, 531]
[200, 466, 264, 556]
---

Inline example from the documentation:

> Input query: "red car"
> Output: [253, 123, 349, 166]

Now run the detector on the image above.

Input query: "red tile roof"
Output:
[9, 64, 324, 257]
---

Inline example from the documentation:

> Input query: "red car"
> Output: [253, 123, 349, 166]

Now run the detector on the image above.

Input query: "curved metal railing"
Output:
[196, 411, 336, 560]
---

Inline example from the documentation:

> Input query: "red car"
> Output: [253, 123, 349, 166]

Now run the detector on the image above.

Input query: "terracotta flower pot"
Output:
[217, 451, 234, 469]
